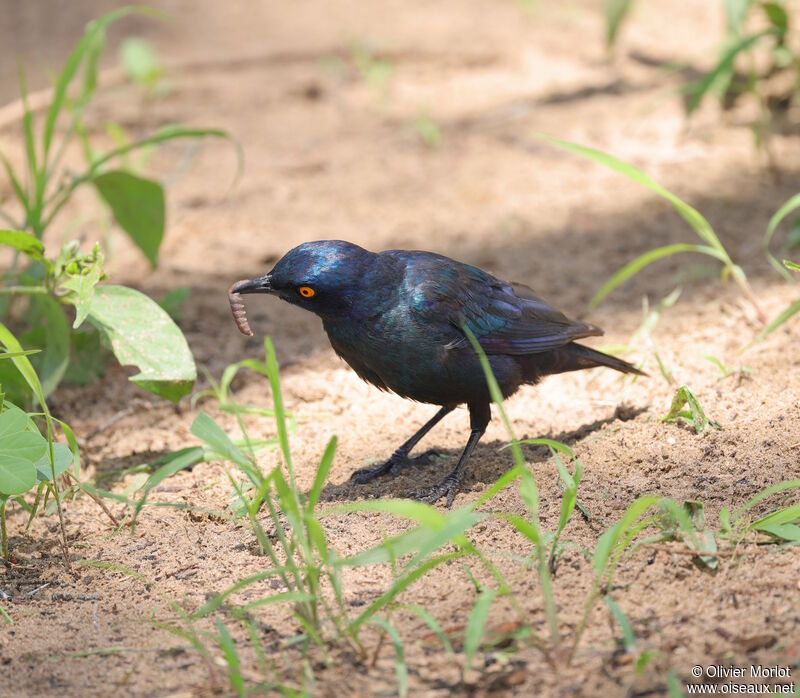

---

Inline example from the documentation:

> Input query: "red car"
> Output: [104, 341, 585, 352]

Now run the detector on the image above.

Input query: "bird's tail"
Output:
[523, 342, 646, 381]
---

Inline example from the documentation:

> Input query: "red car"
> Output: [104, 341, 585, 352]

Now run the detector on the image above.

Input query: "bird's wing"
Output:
[403, 256, 602, 355]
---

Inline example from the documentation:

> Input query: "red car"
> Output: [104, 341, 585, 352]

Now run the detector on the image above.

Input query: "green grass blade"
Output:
[0, 149, 28, 210]
[764, 193, 800, 281]
[498, 512, 543, 545]
[18, 65, 40, 225]
[241, 590, 315, 611]
[192, 569, 285, 619]
[605, 0, 635, 47]
[264, 337, 293, 485]
[603, 595, 636, 651]
[785, 260, 800, 272]
[539, 135, 729, 253]
[464, 588, 496, 670]
[368, 619, 408, 698]
[324, 498, 446, 528]
[397, 603, 454, 655]
[214, 619, 245, 697]
[41, 7, 153, 167]
[190, 412, 252, 469]
[88, 126, 235, 177]
[750, 299, 800, 346]
[749, 504, 800, 529]
[307, 436, 336, 512]
[593, 496, 659, 575]
[589, 243, 724, 309]
[686, 30, 777, 115]
[349, 551, 464, 632]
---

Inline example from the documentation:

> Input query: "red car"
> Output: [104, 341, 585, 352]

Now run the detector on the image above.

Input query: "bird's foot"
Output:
[350, 449, 442, 484]
[412, 472, 462, 508]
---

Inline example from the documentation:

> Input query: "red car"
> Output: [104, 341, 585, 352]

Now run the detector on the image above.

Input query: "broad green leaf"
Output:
[0, 406, 46, 495]
[93, 170, 165, 267]
[762, 2, 788, 33]
[85, 285, 196, 402]
[34, 443, 72, 481]
[0, 229, 48, 266]
[764, 193, 800, 281]
[30, 296, 70, 398]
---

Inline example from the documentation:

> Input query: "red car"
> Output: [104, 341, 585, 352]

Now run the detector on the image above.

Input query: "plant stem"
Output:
[0, 498, 8, 561]
[731, 267, 767, 324]
[0, 286, 48, 296]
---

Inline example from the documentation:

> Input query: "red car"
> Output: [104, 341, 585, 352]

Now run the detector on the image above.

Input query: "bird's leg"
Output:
[415, 401, 491, 507]
[350, 405, 454, 484]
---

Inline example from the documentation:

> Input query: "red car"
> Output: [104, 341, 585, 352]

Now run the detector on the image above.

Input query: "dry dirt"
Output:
[1, 1, 799, 696]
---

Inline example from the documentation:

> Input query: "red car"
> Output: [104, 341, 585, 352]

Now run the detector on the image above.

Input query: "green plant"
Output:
[539, 135, 765, 322]
[0, 236, 196, 404]
[0, 323, 77, 565]
[703, 353, 751, 380]
[661, 385, 721, 433]
[606, 1, 798, 154]
[764, 192, 800, 280]
[350, 42, 394, 98]
[104, 335, 800, 693]
[0, 7, 236, 404]
[413, 111, 441, 149]
[749, 259, 800, 345]
[597, 287, 682, 384]
[119, 37, 170, 98]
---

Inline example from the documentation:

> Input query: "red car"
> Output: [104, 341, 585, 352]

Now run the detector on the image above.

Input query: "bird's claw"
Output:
[412, 474, 460, 508]
[350, 449, 443, 484]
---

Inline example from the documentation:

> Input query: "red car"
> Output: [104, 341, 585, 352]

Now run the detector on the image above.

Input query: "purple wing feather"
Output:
[395, 251, 602, 355]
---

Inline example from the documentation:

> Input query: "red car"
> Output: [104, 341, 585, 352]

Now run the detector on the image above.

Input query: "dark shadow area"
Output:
[316, 406, 648, 504]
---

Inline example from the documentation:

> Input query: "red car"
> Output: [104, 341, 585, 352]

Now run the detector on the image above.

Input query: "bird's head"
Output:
[231, 240, 375, 319]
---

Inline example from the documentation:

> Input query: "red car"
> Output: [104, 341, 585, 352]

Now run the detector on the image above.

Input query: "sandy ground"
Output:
[1, 1, 799, 696]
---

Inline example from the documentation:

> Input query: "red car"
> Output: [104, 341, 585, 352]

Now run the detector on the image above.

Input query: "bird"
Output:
[230, 240, 642, 506]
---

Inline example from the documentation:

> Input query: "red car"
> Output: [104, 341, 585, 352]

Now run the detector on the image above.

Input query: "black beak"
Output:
[231, 274, 273, 295]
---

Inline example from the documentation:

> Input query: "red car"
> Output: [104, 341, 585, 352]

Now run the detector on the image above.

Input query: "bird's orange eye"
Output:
[298, 286, 315, 298]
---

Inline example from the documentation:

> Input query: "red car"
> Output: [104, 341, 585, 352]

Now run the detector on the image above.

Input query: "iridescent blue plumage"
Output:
[231, 240, 642, 505]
